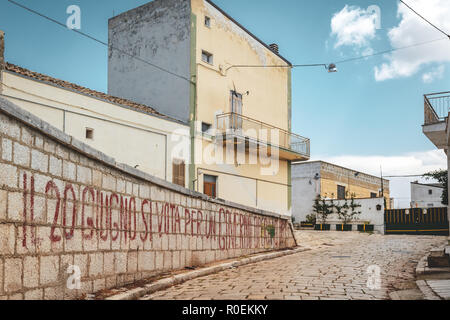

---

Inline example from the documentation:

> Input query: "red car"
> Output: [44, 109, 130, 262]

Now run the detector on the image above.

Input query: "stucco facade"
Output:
[410, 182, 445, 208]
[292, 161, 390, 222]
[108, 0, 310, 216]
[0, 64, 190, 188]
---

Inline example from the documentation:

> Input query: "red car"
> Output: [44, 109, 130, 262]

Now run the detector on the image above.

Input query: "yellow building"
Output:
[292, 161, 390, 222]
[108, 0, 310, 216]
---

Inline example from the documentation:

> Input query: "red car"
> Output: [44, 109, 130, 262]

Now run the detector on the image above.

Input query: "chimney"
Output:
[0, 30, 4, 70]
[269, 43, 279, 54]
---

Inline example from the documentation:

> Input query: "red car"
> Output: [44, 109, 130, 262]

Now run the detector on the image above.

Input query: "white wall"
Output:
[410, 183, 444, 208]
[323, 198, 385, 234]
[1, 72, 191, 187]
[291, 162, 321, 223]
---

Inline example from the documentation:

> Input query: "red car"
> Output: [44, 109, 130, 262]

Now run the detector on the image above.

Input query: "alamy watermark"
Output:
[66, 5, 81, 30]
[367, 265, 381, 290]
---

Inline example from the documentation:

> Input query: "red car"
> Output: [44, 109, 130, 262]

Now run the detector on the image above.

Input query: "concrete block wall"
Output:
[0, 98, 296, 300]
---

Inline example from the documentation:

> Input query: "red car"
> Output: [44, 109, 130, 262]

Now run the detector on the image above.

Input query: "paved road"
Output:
[141, 231, 447, 300]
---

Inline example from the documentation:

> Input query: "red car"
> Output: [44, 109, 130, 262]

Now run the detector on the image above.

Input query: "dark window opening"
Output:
[172, 160, 185, 187]
[370, 192, 377, 198]
[205, 16, 211, 27]
[86, 128, 94, 140]
[337, 185, 346, 200]
[202, 122, 212, 133]
[202, 51, 213, 64]
[429, 189, 433, 195]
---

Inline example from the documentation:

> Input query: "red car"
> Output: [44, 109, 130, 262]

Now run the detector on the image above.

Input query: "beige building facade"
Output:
[0, 61, 190, 188]
[292, 161, 390, 222]
[108, 0, 310, 216]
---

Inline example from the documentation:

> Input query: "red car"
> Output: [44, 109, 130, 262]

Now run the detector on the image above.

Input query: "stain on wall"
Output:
[108, 0, 192, 123]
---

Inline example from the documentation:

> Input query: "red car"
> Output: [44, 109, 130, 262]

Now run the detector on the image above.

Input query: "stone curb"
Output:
[416, 280, 441, 300]
[106, 247, 309, 300]
[415, 255, 428, 276]
[415, 253, 445, 300]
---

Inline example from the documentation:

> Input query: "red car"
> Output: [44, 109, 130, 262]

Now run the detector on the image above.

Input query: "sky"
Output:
[0, 0, 449, 207]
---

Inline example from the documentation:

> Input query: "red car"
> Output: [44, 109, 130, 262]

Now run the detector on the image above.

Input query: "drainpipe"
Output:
[0, 30, 4, 95]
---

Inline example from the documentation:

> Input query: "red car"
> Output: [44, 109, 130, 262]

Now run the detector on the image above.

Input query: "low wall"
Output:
[323, 198, 385, 234]
[0, 97, 296, 300]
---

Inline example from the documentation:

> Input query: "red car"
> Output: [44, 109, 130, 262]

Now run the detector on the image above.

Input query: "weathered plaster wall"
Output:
[291, 162, 322, 223]
[0, 98, 296, 300]
[108, 0, 192, 123]
[410, 183, 444, 208]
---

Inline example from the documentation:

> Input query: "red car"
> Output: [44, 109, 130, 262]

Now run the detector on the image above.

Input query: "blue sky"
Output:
[1, 0, 449, 206]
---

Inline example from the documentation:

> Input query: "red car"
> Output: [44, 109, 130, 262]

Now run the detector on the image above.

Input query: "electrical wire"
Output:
[399, 0, 450, 39]
[7, 0, 449, 80]
[335, 37, 448, 64]
[6, 0, 194, 84]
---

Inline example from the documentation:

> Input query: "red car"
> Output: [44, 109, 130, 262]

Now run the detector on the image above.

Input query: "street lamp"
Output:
[221, 63, 338, 76]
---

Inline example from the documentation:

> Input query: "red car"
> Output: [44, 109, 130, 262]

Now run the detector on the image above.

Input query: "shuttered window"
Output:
[337, 185, 346, 200]
[172, 160, 185, 187]
[204, 175, 217, 198]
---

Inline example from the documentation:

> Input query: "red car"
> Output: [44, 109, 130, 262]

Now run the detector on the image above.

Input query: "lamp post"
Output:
[221, 63, 338, 76]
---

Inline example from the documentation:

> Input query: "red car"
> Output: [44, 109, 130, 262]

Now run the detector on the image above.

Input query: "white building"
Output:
[410, 181, 444, 208]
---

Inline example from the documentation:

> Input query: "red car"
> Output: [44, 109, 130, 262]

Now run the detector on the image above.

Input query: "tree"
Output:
[312, 195, 334, 225]
[423, 170, 448, 205]
[336, 195, 361, 225]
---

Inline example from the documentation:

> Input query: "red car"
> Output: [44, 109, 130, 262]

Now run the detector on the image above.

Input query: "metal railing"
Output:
[216, 113, 310, 157]
[424, 91, 450, 124]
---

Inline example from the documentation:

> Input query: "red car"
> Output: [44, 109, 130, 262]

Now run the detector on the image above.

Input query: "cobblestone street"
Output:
[141, 231, 447, 300]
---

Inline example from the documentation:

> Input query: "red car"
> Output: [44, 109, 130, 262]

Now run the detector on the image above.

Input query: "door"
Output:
[230, 91, 243, 130]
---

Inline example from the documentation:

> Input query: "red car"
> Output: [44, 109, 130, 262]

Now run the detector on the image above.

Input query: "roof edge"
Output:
[205, 0, 292, 66]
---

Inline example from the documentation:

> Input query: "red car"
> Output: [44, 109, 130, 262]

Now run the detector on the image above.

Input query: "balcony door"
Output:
[230, 91, 243, 130]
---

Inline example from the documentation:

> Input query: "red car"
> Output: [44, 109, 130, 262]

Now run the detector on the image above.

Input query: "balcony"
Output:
[216, 113, 310, 161]
[423, 91, 450, 149]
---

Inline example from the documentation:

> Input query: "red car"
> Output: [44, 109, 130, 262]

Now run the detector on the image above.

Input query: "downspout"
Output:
[0, 30, 5, 96]
[287, 68, 292, 214]
[189, 13, 198, 191]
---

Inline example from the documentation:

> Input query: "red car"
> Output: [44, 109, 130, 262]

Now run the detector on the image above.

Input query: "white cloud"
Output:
[374, 0, 450, 81]
[312, 150, 447, 208]
[422, 65, 445, 83]
[330, 5, 378, 51]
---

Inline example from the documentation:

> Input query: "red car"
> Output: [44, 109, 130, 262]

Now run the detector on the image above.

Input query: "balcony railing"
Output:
[216, 113, 310, 158]
[424, 91, 450, 125]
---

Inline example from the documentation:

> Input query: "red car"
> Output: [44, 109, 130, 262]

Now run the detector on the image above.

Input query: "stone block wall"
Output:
[0, 98, 296, 299]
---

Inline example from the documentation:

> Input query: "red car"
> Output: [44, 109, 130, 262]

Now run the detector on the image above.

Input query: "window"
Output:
[85, 128, 94, 140]
[370, 192, 377, 198]
[201, 51, 213, 65]
[203, 175, 217, 198]
[172, 160, 185, 187]
[202, 122, 212, 133]
[337, 185, 346, 200]
[204, 16, 211, 28]
[429, 189, 433, 195]
[428, 204, 434, 207]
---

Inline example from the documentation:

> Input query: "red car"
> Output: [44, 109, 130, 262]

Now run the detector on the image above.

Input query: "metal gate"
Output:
[385, 208, 449, 236]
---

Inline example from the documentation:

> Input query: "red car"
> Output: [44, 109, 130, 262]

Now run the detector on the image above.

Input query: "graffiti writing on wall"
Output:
[19, 173, 289, 250]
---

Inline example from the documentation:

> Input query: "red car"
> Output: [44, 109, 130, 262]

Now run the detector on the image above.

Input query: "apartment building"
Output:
[108, 0, 310, 215]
